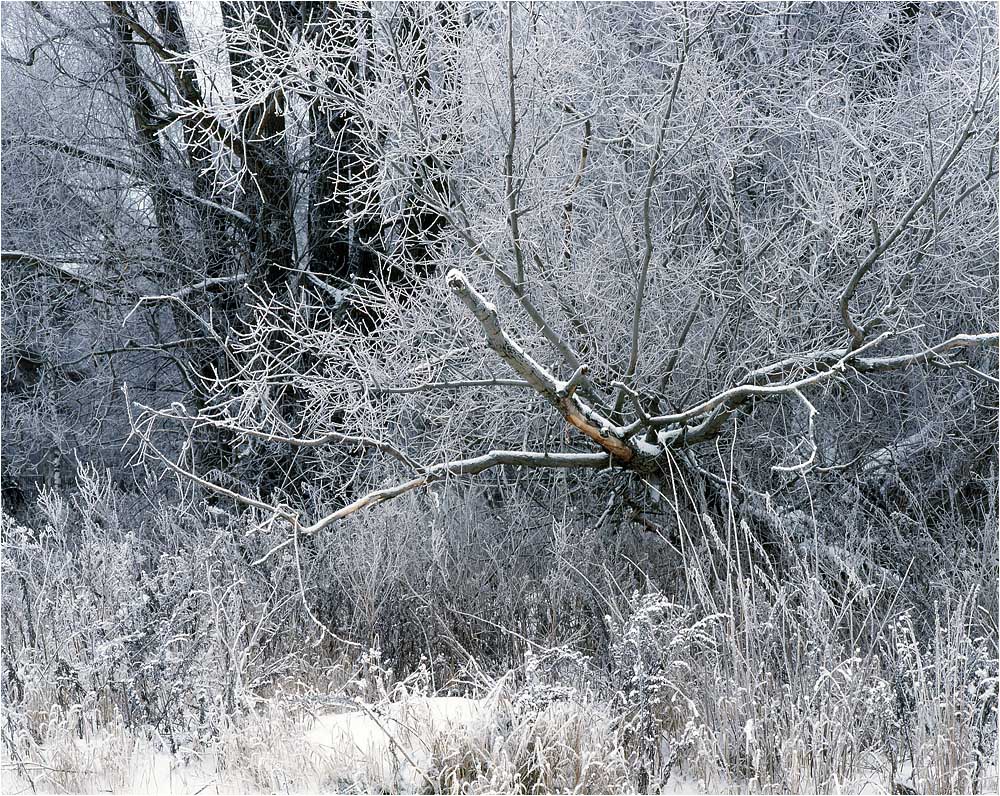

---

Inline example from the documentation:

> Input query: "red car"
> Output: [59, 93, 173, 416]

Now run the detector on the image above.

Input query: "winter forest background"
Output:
[1, 1, 998, 793]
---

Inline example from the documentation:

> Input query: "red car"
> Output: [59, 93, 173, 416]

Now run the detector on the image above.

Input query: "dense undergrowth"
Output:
[1, 465, 997, 794]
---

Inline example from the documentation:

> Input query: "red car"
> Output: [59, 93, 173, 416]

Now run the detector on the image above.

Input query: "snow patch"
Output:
[305, 696, 490, 791]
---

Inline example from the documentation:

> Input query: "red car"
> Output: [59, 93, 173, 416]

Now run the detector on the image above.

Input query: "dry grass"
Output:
[4, 581, 995, 795]
[2, 478, 996, 794]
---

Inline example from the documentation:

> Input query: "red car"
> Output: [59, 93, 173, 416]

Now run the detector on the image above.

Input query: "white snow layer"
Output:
[305, 695, 489, 791]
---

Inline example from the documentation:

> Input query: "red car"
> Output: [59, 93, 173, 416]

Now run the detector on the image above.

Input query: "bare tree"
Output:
[129, 2, 998, 548]
[1, 0, 468, 497]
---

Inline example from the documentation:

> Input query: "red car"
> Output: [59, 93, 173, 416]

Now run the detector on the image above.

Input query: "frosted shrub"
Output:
[605, 591, 720, 789]
[885, 600, 999, 794]
[1, 475, 336, 756]
[515, 645, 594, 714]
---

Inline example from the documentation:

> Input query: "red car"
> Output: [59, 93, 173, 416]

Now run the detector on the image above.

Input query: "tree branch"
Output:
[447, 268, 642, 463]
[616, 45, 687, 417]
[838, 101, 986, 349]
[301, 449, 610, 536]
[8, 133, 252, 226]
[504, 1, 525, 286]
[142, 404, 421, 471]
[640, 331, 999, 444]
[772, 389, 818, 473]
[137, 273, 249, 303]
[374, 378, 532, 394]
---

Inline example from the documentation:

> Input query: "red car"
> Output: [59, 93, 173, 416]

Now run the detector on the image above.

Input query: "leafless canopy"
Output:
[3, 1, 997, 543]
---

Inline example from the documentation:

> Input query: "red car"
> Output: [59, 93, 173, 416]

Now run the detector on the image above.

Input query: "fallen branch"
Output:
[134, 269, 997, 542]
[300, 448, 610, 536]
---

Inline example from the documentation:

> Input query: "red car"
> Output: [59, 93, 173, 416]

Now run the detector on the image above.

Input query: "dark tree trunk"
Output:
[152, 0, 230, 277]
[108, 2, 178, 258]
[395, 3, 460, 279]
[302, 2, 382, 329]
[221, 1, 297, 292]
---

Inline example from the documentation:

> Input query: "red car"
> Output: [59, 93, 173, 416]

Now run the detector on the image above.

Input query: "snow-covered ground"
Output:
[3, 747, 227, 795]
[305, 695, 491, 792]
[1, 698, 493, 794]
[3, 696, 994, 794]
